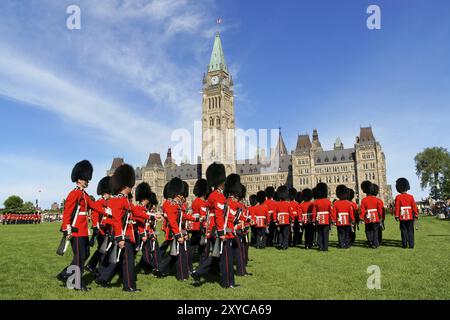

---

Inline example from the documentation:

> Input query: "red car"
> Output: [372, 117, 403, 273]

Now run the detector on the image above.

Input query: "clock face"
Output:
[211, 76, 219, 85]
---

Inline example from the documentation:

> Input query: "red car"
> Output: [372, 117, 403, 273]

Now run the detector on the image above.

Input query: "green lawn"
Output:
[0, 216, 449, 300]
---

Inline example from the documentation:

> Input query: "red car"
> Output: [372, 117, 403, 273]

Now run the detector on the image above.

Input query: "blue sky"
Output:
[0, 0, 449, 208]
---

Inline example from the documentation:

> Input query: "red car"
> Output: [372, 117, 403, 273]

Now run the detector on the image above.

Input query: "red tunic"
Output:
[312, 199, 332, 225]
[394, 193, 418, 221]
[360, 196, 383, 224]
[264, 198, 277, 223]
[298, 201, 314, 224]
[165, 200, 183, 241]
[62, 188, 106, 237]
[207, 189, 228, 238]
[190, 197, 207, 231]
[276, 201, 292, 226]
[110, 195, 147, 244]
[254, 204, 270, 228]
[332, 200, 355, 226]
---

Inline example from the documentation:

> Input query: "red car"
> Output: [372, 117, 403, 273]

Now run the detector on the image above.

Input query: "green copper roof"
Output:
[208, 32, 228, 73]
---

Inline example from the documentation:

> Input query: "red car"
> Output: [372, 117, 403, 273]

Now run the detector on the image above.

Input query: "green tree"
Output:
[4, 195, 24, 210]
[415, 147, 450, 200]
[22, 201, 36, 210]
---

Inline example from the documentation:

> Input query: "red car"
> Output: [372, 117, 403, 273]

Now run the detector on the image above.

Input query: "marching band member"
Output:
[372, 184, 385, 244]
[56, 160, 109, 291]
[394, 178, 419, 249]
[332, 185, 355, 249]
[312, 183, 332, 252]
[360, 181, 383, 249]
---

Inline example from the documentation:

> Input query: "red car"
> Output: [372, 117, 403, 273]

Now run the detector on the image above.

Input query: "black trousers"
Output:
[232, 234, 247, 276]
[159, 241, 191, 280]
[365, 223, 380, 247]
[317, 225, 330, 251]
[267, 221, 276, 246]
[87, 233, 105, 270]
[243, 232, 249, 266]
[256, 228, 267, 248]
[140, 239, 163, 272]
[96, 243, 119, 284]
[250, 226, 257, 246]
[337, 226, 351, 248]
[58, 236, 89, 286]
[159, 240, 170, 255]
[200, 237, 213, 265]
[189, 230, 202, 247]
[292, 221, 302, 246]
[195, 239, 234, 287]
[118, 241, 137, 290]
[278, 225, 290, 249]
[378, 221, 384, 244]
[400, 220, 415, 248]
[304, 223, 314, 249]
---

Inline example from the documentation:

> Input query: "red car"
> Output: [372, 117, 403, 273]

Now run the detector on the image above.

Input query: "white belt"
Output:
[317, 212, 329, 215]
[338, 213, 349, 216]
[367, 209, 377, 213]
[78, 212, 87, 216]
[257, 216, 266, 219]
[278, 212, 289, 215]
[400, 206, 411, 210]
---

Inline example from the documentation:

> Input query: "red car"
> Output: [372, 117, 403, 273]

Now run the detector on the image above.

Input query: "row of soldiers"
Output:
[246, 178, 418, 251]
[56, 159, 418, 292]
[2, 213, 42, 224]
[56, 160, 252, 291]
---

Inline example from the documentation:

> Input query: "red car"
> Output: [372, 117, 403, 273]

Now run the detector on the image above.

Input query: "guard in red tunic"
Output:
[159, 178, 198, 281]
[248, 194, 258, 246]
[276, 186, 292, 250]
[159, 183, 171, 255]
[97, 164, 145, 292]
[86, 176, 112, 274]
[238, 187, 251, 267]
[225, 175, 249, 276]
[312, 183, 332, 251]
[264, 186, 277, 247]
[192, 163, 237, 288]
[371, 184, 385, 244]
[332, 185, 355, 249]
[56, 160, 108, 291]
[254, 191, 270, 249]
[288, 187, 299, 247]
[348, 189, 359, 246]
[394, 178, 419, 249]
[190, 179, 210, 260]
[299, 189, 314, 249]
[359, 181, 383, 249]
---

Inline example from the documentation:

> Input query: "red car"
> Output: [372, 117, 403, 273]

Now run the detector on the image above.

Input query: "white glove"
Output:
[105, 207, 112, 217]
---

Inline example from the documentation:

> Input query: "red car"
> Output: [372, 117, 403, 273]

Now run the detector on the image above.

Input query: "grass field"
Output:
[0, 216, 449, 300]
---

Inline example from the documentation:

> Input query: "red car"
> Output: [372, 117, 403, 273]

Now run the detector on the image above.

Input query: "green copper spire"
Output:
[208, 32, 228, 73]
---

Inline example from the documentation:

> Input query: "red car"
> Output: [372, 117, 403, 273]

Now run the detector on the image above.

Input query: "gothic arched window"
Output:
[210, 117, 214, 126]
[216, 116, 220, 126]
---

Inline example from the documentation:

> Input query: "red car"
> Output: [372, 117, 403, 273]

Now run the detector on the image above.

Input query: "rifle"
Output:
[89, 227, 99, 247]
[219, 203, 229, 255]
[200, 208, 210, 246]
[56, 197, 80, 256]
[116, 208, 131, 263]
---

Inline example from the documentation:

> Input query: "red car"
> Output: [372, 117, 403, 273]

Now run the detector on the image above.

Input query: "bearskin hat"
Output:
[396, 178, 410, 193]
[71, 160, 93, 182]
[224, 174, 242, 197]
[312, 187, 318, 200]
[371, 184, 380, 196]
[256, 190, 266, 204]
[135, 182, 152, 202]
[193, 179, 209, 198]
[206, 162, 226, 189]
[336, 185, 349, 200]
[167, 177, 184, 199]
[361, 181, 372, 195]
[295, 191, 303, 203]
[163, 183, 169, 199]
[110, 164, 135, 195]
[182, 181, 189, 198]
[315, 183, 328, 199]
[302, 189, 313, 202]
[149, 192, 158, 207]
[348, 189, 355, 201]
[239, 185, 247, 200]
[289, 187, 298, 201]
[273, 191, 280, 201]
[249, 194, 258, 206]
[96, 176, 111, 196]
[265, 186, 275, 198]
[276, 185, 289, 201]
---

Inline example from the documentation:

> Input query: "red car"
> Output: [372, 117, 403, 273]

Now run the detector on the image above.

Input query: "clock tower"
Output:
[201, 32, 236, 177]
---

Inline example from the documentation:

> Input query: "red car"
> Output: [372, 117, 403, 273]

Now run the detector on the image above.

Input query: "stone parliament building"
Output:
[107, 33, 392, 204]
